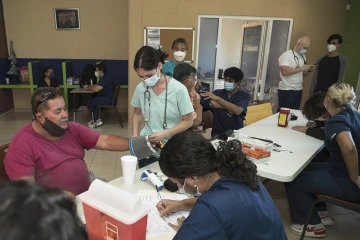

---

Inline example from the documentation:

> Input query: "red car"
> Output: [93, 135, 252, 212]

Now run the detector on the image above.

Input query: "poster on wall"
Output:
[54, 8, 80, 30]
[147, 29, 160, 49]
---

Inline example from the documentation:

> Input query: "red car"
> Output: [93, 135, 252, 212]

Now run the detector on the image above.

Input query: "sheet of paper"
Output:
[137, 192, 190, 236]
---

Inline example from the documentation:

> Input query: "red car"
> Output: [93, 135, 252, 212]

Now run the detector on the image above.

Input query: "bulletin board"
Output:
[144, 27, 195, 63]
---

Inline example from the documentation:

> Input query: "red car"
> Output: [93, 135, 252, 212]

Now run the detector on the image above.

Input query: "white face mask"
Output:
[316, 116, 327, 121]
[173, 51, 186, 62]
[327, 44, 337, 52]
[94, 71, 99, 77]
[177, 178, 201, 198]
[141, 68, 160, 87]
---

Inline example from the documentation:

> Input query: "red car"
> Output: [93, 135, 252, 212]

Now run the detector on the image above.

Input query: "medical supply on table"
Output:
[140, 169, 164, 191]
[278, 108, 291, 127]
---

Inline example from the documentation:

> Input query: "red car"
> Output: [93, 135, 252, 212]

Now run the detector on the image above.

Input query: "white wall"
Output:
[216, 19, 249, 75]
[215, 19, 250, 89]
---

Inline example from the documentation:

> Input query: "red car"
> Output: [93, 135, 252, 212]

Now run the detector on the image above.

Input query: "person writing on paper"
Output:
[131, 46, 194, 168]
[292, 92, 330, 140]
[201, 67, 250, 138]
[38, 67, 60, 90]
[292, 92, 330, 162]
[285, 83, 360, 238]
[0, 181, 88, 240]
[278, 36, 316, 110]
[84, 62, 116, 128]
[173, 63, 203, 129]
[162, 38, 188, 77]
[156, 131, 287, 239]
[4, 87, 134, 197]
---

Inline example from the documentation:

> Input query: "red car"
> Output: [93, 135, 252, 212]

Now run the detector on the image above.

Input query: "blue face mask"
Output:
[224, 82, 235, 91]
[142, 69, 160, 87]
[299, 49, 307, 55]
[49, 73, 54, 78]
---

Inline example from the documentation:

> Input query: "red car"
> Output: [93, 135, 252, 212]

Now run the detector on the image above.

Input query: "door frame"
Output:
[196, 15, 293, 93]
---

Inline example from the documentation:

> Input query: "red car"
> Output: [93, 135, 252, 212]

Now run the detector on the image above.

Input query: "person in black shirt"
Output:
[292, 92, 330, 162]
[310, 34, 348, 95]
[38, 67, 60, 90]
[292, 92, 329, 140]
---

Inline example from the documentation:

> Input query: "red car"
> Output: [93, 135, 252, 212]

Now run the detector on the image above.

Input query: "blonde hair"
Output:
[327, 83, 356, 109]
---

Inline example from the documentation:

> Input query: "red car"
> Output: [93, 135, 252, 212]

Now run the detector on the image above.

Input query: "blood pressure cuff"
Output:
[129, 135, 159, 160]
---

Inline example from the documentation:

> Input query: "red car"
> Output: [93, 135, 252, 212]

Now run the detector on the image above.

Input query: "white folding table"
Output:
[231, 110, 324, 182]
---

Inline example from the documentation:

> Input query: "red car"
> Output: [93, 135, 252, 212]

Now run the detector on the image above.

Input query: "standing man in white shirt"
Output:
[278, 36, 316, 110]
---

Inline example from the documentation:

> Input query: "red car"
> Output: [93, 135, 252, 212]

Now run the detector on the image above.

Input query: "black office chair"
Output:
[96, 85, 124, 128]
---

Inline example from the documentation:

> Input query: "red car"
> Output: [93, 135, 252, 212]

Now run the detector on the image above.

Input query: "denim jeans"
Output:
[87, 96, 112, 121]
[285, 162, 360, 224]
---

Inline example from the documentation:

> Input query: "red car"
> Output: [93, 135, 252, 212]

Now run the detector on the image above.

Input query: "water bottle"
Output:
[90, 79, 93, 86]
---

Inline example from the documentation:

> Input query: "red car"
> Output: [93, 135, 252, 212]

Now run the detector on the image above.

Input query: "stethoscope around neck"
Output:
[144, 72, 168, 129]
[292, 48, 307, 68]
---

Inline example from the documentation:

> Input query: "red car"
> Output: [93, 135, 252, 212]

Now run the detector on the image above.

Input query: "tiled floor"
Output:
[1, 110, 360, 239]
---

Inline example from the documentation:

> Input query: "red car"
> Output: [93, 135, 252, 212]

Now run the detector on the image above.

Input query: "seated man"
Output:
[292, 92, 330, 140]
[0, 181, 88, 240]
[5, 87, 130, 197]
[84, 62, 115, 128]
[201, 67, 250, 138]
[173, 63, 203, 129]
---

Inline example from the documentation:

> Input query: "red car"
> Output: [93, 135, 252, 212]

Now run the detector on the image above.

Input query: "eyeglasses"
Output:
[34, 90, 59, 113]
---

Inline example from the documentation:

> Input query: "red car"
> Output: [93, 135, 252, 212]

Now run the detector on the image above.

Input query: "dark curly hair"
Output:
[173, 63, 197, 83]
[303, 92, 327, 120]
[327, 34, 342, 44]
[134, 46, 169, 71]
[224, 67, 244, 83]
[159, 131, 259, 191]
[0, 181, 88, 240]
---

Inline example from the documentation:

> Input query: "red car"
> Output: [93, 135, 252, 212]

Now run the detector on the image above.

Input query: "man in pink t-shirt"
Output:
[5, 87, 131, 196]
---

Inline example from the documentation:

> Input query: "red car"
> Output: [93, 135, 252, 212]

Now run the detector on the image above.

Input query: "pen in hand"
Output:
[156, 185, 166, 209]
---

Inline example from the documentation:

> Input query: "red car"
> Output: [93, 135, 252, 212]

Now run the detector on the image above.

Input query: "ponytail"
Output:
[216, 140, 259, 191]
[158, 132, 259, 192]
[134, 46, 168, 71]
[156, 46, 168, 64]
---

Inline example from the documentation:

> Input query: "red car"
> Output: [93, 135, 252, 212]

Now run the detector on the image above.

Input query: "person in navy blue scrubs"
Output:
[156, 131, 287, 240]
[200, 67, 250, 138]
[285, 83, 360, 238]
[84, 62, 115, 128]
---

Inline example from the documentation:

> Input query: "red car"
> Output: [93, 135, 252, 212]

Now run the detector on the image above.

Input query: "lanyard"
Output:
[143, 75, 168, 129]
[292, 49, 306, 68]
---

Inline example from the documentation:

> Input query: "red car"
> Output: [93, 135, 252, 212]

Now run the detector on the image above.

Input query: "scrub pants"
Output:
[138, 157, 158, 169]
[278, 89, 302, 111]
[285, 162, 360, 225]
[87, 96, 112, 121]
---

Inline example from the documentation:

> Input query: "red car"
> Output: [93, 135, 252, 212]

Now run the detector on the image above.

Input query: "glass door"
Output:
[197, 18, 219, 91]
[238, 21, 265, 100]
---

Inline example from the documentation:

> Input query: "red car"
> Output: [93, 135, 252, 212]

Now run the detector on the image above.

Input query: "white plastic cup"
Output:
[5, 78, 9, 84]
[121, 155, 137, 185]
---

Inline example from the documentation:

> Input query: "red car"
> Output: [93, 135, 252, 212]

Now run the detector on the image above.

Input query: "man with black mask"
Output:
[4, 87, 148, 199]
